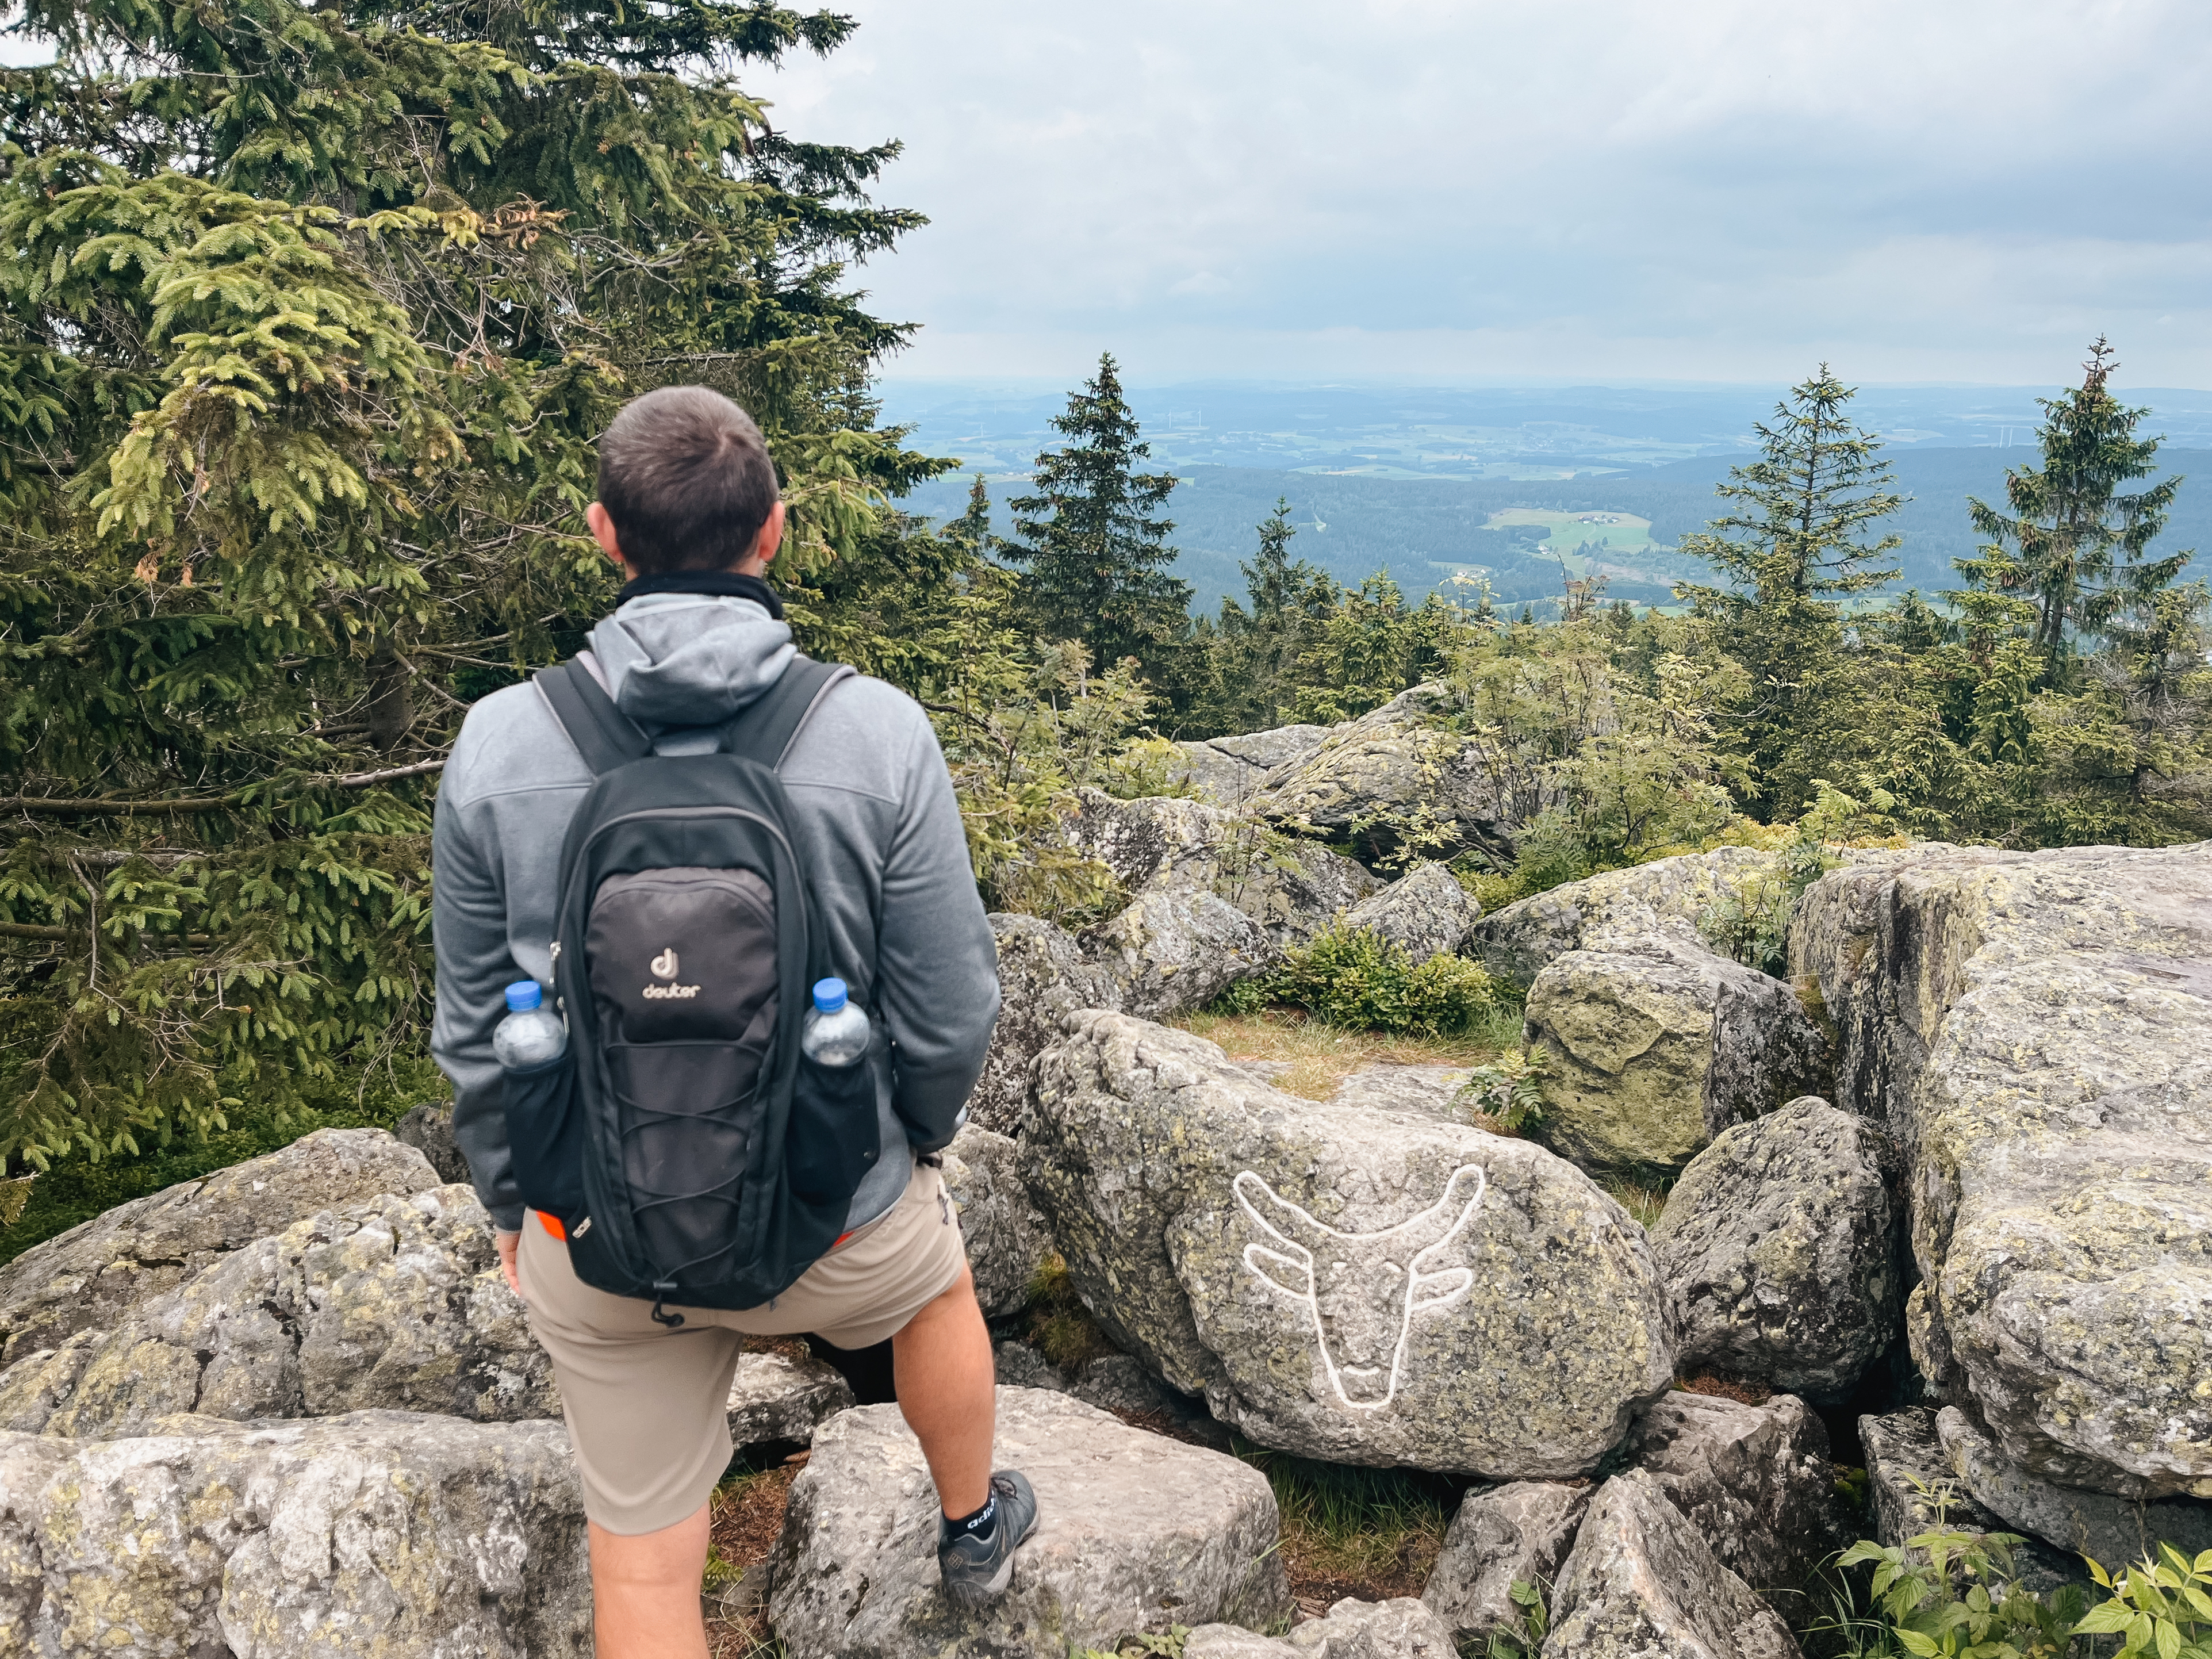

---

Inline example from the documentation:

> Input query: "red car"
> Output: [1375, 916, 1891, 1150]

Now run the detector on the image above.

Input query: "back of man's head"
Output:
[596, 386, 779, 574]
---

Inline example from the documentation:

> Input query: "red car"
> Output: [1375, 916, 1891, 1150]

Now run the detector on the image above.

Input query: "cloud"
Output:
[760, 0, 2211, 388]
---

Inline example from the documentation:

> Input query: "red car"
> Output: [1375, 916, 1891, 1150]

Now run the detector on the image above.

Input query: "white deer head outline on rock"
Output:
[1233, 1164, 1488, 1412]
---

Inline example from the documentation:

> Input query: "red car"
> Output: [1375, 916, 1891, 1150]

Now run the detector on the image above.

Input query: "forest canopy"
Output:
[0, 0, 2205, 1178]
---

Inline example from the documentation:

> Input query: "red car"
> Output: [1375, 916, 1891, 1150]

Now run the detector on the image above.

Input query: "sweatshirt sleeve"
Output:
[430, 786, 527, 1232]
[876, 717, 1000, 1151]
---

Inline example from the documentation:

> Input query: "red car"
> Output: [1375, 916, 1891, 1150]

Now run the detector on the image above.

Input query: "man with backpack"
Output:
[431, 386, 1032, 1656]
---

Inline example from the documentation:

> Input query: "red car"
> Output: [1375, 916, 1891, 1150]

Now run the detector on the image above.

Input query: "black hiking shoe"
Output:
[937, 1470, 1039, 1608]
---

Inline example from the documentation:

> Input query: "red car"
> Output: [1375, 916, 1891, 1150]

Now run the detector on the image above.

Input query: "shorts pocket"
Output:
[786, 1038, 883, 1205]
[504, 1051, 588, 1223]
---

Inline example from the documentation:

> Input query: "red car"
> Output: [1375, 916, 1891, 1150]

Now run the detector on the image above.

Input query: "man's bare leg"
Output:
[892, 1263, 996, 1518]
[588, 1504, 711, 1659]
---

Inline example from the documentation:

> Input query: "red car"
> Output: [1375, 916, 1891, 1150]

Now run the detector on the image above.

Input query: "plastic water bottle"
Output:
[801, 977, 870, 1067]
[493, 980, 568, 1069]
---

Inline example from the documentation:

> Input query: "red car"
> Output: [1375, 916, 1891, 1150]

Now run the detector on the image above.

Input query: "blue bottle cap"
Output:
[504, 980, 543, 1013]
[812, 977, 849, 1014]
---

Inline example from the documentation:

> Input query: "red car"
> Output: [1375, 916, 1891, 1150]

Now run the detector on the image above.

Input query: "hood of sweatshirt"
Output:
[588, 592, 796, 734]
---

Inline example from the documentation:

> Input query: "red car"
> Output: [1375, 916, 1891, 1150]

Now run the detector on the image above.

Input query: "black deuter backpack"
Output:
[501, 653, 885, 1321]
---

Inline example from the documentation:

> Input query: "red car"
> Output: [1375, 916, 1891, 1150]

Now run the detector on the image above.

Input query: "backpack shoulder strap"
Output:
[723, 656, 856, 769]
[534, 658, 654, 776]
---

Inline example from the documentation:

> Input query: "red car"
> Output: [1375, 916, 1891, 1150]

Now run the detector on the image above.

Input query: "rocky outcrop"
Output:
[34, 1184, 554, 1438]
[0, 1409, 589, 1657]
[1523, 934, 1829, 1175]
[1173, 726, 1333, 807]
[727, 1350, 856, 1447]
[1337, 862, 1481, 960]
[1087, 883, 1281, 1021]
[1325, 1064, 1478, 1123]
[975, 806, 1373, 1132]
[992, 1342, 1181, 1420]
[1651, 1098, 1904, 1400]
[973, 913, 1125, 1134]
[1858, 1408, 2090, 1595]
[1541, 1468, 1800, 1658]
[942, 1125, 1056, 1317]
[1793, 842, 2212, 1499]
[1185, 1596, 1456, 1658]
[0, 1327, 103, 1432]
[1423, 1481, 1590, 1646]
[1025, 1012, 1674, 1476]
[1471, 846, 1788, 988]
[1935, 1405, 2212, 1573]
[765, 1387, 1289, 1656]
[1255, 684, 1509, 865]
[1626, 1390, 1847, 1597]
[0, 1127, 440, 1366]
[1071, 788, 1378, 947]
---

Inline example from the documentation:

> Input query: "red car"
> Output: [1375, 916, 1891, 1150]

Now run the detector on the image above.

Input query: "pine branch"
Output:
[0, 921, 215, 945]
[0, 758, 447, 816]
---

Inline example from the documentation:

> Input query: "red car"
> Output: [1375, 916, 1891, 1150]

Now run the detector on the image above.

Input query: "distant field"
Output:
[1490, 508, 1654, 554]
[897, 449, 2212, 615]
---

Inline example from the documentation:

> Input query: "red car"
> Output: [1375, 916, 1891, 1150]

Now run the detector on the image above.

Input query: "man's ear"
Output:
[743, 499, 785, 574]
[585, 502, 627, 571]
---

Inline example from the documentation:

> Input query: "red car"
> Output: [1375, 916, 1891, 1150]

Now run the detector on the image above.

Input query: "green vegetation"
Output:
[1233, 1443, 1461, 1606]
[0, 0, 2201, 1225]
[0, 0, 937, 1172]
[0, 1056, 438, 1263]
[1486, 1579, 1552, 1658]
[1458, 1047, 1549, 1133]
[1816, 1493, 2212, 1659]
[1003, 354, 1193, 695]
[1247, 925, 1499, 1037]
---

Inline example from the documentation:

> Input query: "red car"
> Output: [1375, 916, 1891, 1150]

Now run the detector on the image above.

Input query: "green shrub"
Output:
[1458, 1045, 1549, 1131]
[1824, 1517, 2087, 1658]
[1271, 925, 1498, 1035]
[2075, 1545, 2212, 1657]
[0, 1058, 438, 1266]
[1487, 1579, 1550, 1657]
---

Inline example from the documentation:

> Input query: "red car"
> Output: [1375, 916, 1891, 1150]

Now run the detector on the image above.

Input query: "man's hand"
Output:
[497, 1228, 523, 1300]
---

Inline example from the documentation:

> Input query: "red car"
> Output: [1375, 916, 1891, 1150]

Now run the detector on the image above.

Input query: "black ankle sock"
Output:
[941, 1493, 997, 1542]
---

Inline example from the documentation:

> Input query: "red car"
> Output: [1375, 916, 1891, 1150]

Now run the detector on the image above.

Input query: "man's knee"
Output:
[588, 1507, 710, 1590]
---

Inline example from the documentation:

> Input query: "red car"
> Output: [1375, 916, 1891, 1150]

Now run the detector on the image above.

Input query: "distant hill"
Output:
[899, 448, 2211, 613]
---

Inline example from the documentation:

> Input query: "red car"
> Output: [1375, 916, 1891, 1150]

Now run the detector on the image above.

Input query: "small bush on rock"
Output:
[2075, 1545, 2212, 1658]
[1805, 1484, 2212, 1659]
[1458, 1046, 1550, 1132]
[1486, 1579, 1551, 1658]
[1269, 926, 1498, 1036]
[1825, 1520, 2086, 1658]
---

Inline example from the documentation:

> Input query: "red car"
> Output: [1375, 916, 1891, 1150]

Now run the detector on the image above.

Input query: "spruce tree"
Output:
[1960, 339, 2187, 684]
[1676, 368, 1904, 817]
[0, 0, 937, 1167]
[1004, 353, 1191, 685]
[1191, 498, 1339, 734]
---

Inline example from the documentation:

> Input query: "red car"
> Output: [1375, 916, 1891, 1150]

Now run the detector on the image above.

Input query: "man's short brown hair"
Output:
[595, 386, 780, 574]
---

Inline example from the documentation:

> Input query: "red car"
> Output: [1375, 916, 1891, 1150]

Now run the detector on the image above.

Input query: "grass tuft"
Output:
[1598, 1175, 1670, 1231]
[1025, 1252, 1117, 1374]
[1235, 1443, 1462, 1609]
[1172, 1007, 1517, 1105]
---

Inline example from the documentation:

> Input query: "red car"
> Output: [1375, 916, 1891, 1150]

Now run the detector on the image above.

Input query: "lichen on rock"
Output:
[1651, 1097, 1905, 1400]
[1796, 841, 2212, 1499]
[1024, 1010, 1675, 1476]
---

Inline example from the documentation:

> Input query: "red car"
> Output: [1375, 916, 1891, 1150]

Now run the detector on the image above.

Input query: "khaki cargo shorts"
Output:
[519, 1154, 968, 1534]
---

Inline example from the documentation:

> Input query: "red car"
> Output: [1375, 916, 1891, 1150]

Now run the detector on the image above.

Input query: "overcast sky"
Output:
[758, 0, 2212, 389]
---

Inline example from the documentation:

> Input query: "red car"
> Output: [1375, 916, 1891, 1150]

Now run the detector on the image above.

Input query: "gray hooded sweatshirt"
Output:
[430, 590, 1000, 1237]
